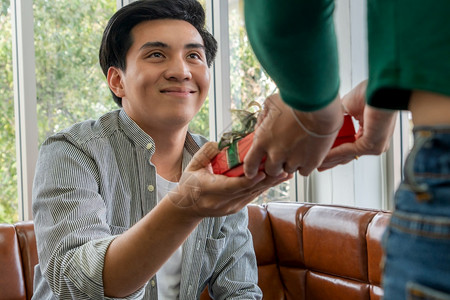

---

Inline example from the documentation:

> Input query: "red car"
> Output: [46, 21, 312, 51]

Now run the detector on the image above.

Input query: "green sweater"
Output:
[244, 1, 339, 112]
[245, 0, 450, 111]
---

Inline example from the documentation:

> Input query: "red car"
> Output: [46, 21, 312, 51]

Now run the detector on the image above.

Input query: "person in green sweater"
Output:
[243, 0, 450, 299]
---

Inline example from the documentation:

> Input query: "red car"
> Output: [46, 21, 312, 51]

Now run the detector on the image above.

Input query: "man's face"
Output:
[109, 19, 210, 133]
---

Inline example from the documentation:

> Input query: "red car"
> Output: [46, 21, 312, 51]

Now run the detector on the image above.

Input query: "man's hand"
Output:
[169, 142, 291, 218]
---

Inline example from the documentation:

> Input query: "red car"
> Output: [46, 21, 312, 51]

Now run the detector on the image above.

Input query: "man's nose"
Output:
[164, 56, 192, 81]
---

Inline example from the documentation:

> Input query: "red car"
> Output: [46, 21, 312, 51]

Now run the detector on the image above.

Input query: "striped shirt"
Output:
[32, 109, 262, 299]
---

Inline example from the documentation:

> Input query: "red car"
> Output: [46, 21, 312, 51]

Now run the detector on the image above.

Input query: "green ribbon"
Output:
[226, 141, 240, 168]
[218, 101, 261, 151]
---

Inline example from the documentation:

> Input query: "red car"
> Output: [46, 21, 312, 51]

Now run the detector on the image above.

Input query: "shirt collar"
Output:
[118, 109, 202, 159]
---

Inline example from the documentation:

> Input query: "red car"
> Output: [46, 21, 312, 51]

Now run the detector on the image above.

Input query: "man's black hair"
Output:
[99, 0, 218, 106]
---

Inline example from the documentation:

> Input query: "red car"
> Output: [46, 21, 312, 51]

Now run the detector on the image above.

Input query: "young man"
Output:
[31, 1, 289, 299]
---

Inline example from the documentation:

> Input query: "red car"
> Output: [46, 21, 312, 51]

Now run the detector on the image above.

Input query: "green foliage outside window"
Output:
[34, 0, 117, 141]
[0, 1, 16, 223]
[228, 5, 274, 113]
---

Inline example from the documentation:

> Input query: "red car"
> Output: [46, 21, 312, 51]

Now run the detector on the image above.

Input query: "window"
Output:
[3, 0, 411, 222]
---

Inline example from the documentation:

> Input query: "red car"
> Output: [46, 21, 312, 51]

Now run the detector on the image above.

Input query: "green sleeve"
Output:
[244, 0, 340, 112]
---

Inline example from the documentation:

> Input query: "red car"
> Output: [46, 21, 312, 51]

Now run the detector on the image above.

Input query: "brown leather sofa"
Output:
[0, 202, 390, 300]
[0, 221, 36, 300]
[204, 202, 391, 300]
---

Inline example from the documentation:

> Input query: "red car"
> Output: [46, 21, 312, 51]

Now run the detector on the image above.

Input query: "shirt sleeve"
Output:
[207, 208, 262, 299]
[244, 0, 340, 112]
[32, 134, 145, 299]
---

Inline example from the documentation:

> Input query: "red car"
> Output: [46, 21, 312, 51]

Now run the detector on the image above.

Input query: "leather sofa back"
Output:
[202, 202, 391, 299]
[1, 202, 390, 300]
[253, 202, 390, 300]
[268, 203, 390, 300]
[0, 222, 36, 300]
[14, 222, 38, 300]
[0, 224, 27, 300]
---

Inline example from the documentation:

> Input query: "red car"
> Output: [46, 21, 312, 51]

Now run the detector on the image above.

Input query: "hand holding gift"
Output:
[211, 101, 357, 177]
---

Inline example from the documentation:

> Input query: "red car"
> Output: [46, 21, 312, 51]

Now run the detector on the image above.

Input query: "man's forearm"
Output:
[103, 195, 202, 298]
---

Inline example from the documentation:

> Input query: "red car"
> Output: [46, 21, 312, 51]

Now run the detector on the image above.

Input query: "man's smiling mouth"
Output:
[161, 87, 196, 94]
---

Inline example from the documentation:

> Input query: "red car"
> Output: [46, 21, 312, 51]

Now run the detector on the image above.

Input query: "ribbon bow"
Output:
[218, 101, 262, 150]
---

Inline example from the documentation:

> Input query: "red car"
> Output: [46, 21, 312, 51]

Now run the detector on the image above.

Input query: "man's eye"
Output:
[188, 53, 201, 59]
[148, 52, 164, 58]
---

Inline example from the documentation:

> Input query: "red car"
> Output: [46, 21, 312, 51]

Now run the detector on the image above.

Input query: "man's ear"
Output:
[107, 66, 125, 98]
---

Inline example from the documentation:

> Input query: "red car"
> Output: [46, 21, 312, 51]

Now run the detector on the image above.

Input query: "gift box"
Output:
[211, 132, 265, 177]
[331, 114, 356, 148]
[212, 114, 356, 177]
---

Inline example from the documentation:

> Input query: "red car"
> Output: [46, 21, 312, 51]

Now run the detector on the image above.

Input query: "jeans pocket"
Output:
[403, 130, 433, 201]
[407, 282, 450, 300]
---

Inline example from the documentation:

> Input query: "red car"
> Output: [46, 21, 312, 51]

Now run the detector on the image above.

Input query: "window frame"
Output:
[11, 0, 38, 221]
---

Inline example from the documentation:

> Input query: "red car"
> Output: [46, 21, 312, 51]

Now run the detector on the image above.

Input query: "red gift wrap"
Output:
[212, 114, 356, 177]
[331, 114, 356, 148]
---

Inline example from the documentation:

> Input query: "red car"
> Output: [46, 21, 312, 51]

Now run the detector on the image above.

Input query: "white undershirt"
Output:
[156, 174, 182, 299]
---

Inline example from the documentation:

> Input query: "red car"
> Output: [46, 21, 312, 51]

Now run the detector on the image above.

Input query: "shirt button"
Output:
[151, 279, 156, 287]
[147, 185, 155, 192]
[146, 143, 153, 150]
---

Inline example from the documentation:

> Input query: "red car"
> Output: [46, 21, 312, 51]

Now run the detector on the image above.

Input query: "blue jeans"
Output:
[382, 126, 450, 300]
